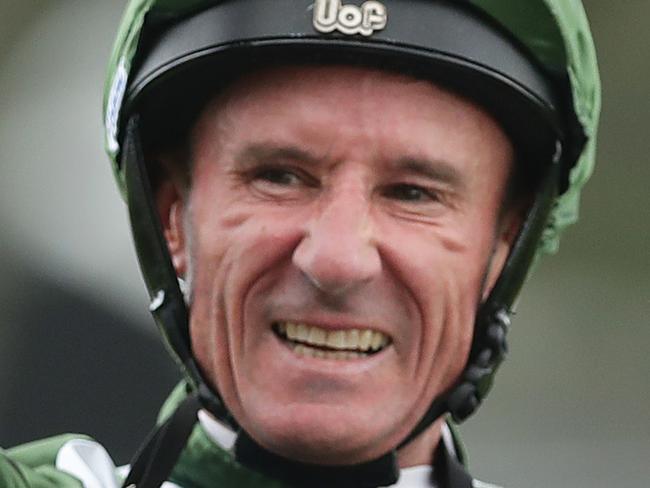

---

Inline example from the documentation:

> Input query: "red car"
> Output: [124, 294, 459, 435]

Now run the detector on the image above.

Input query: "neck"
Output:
[397, 418, 445, 468]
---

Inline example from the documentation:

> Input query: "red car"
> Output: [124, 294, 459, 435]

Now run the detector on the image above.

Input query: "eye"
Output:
[254, 167, 302, 186]
[245, 165, 318, 200]
[382, 183, 439, 203]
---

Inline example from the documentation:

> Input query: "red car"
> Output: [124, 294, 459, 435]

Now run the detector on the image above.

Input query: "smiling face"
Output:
[160, 65, 516, 466]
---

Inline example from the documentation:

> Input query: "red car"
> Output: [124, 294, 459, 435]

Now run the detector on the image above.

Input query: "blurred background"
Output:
[0, 1, 647, 486]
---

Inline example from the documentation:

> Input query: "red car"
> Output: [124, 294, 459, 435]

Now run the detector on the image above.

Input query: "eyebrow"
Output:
[233, 143, 322, 170]
[392, 156, 465, 190]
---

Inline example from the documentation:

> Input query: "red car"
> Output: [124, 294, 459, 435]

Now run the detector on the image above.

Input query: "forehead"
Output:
[200, 65, 500, 125]
[190, 64, 512, 172]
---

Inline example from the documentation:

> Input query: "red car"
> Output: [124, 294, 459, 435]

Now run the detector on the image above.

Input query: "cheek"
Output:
[185, 189, 252, 389]
[382, 217, 489, 312]
[188, 198, 309, 399]
[379, 219, 488, 384]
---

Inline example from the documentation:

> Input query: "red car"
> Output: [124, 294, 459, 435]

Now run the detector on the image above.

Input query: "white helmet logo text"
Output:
[313, 0, 387, 37]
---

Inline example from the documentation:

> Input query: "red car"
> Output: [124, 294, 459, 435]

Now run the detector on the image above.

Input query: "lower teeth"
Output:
[293, 343, 367, 360]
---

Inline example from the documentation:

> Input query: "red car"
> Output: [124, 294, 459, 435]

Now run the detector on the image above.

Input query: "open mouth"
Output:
[272, 321, 391, 360]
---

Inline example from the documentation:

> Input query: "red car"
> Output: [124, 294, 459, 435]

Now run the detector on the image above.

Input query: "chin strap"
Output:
[123, 116, 237, 429]
[121, 392, 202, 488]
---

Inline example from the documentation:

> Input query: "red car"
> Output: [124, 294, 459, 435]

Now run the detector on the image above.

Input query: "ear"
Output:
[156, 179, 188, 278]
[481, 205, 525, 301]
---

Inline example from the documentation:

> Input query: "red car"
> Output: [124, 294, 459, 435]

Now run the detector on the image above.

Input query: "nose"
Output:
[292, 187, 381, 295]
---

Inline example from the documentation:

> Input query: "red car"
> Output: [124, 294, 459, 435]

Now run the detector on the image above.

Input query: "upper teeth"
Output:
[276, 322, 390, 352]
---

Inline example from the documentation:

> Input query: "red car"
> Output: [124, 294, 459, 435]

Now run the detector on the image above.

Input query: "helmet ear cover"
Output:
[116, 0, 568, 480]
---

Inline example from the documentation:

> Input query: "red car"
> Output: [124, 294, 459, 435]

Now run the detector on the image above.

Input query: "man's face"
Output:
[164, 65, 515, 466]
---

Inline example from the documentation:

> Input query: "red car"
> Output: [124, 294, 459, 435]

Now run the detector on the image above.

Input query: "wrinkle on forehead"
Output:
[195, 64, 509, 138]
[189, 64, 513, 198]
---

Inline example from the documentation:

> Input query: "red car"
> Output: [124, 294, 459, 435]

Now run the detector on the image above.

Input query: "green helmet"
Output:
[103, 0, 600, 482]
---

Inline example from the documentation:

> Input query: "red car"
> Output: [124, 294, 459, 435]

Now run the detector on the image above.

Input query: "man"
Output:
[0, 1, 600, 487]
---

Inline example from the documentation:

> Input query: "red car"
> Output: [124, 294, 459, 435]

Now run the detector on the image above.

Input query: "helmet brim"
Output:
[123, 0, 564, 177]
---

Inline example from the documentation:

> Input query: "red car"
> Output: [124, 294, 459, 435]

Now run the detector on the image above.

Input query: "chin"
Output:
[243, 402, 399, 465]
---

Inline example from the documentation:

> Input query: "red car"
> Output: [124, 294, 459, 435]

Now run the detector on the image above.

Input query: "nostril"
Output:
[303, 271, 355, 296]
[292, 232, 381, 296]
